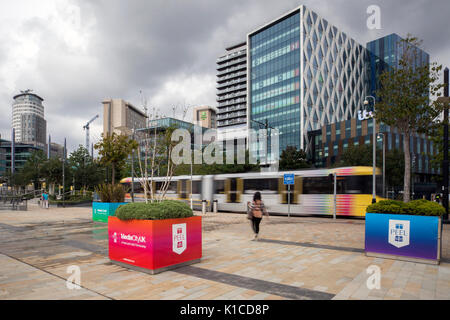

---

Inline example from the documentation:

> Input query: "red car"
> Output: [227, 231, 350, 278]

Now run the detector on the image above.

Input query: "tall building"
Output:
[193, 106, 217, 129]
[12, 90, 47, 149]
[0, 138, 41, 177]
[247, 6, 370, 158]
[366, 33, 430, 98]
[216, 42, 247, 130]
[102, 99, 148, 136]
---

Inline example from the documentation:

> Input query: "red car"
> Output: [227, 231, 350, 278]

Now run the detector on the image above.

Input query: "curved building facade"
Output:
[12, 90, 47, 149]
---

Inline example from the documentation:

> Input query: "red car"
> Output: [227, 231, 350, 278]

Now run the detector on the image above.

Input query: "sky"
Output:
[0, 0, 449, 154]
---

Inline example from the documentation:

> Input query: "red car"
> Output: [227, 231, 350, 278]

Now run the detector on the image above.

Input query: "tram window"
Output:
[303, 177, 333, 194]
[215, 180, 225, 194]
[192, 181, 201, 194]
[336, 175, 383, 195]
[244, 178, 278, 192]
[155, 181, 177, 192]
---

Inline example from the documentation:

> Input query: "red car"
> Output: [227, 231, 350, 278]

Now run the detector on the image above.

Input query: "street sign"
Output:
[284, 173, 295, 185]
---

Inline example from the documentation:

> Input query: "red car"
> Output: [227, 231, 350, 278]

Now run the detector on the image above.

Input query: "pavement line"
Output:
[174, 265, 335, 300]
[0, 252, 114, 300]
[258, 238, 365, 253]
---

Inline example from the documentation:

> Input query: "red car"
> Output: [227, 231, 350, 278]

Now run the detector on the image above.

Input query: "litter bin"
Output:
[213, 199, 218, 213]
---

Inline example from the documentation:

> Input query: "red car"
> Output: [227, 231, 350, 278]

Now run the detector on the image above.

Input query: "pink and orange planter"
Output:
[108, 216, 202, 274]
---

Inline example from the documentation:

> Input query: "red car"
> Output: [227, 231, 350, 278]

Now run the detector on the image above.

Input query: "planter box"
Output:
[92, 202, 127, 222]
[365, 213, 441, 264]
[108, 216, 202, 274]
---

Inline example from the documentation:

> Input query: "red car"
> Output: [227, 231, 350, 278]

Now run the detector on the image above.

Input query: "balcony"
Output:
[218, 97, 247, 108]
[217, 57, 247, 70]
[217, 70, 247, 83]
[217, 84, 247, 96]
[216, 63, 246, 76]
[217, 90, 247, 102]
[217, 49, 246, 63]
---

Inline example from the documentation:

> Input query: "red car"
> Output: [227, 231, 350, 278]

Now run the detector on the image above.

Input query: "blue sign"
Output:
[284, 174, 295, 185]
[365, 213, 440, 261]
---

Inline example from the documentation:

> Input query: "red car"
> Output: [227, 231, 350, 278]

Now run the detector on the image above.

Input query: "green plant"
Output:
[115, 200, 193, 221]
[366, 199, 445, 216]
[94, 184, 125, 203]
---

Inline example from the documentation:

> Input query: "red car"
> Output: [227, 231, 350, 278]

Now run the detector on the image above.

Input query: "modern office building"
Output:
[12, 90, 47, 149]
[247, 6, 370, 159]
[366, 33, 430, 98]
[216, 42, 247, 130]
[310, 116, 438, 197]
[102, 99, 148, 136]
[0, 138, 41, 177]
[49, 142, 65, 159]
[193, 106, 217, 129]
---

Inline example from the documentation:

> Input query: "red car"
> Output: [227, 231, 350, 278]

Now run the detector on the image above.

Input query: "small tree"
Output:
[279, 146, 310, 170]
[375, 35, 445, 202]
[340, 144, 372, 167]
[94, 133, 138, 185]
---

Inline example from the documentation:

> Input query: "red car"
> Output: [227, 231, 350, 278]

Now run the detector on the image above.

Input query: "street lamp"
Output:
[377, 133, 386, 198]
[364, 96, 376, 203]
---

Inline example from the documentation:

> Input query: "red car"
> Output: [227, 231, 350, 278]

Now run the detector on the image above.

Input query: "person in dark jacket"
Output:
[247, 192, 269, 241]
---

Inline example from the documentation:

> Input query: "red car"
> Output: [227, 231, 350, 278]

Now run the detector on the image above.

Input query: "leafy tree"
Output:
[340, 144, 372, 166]
[16, 150, 46, 189]
[94, 133, 138, 185]
[68, 145, 104, 190]
[279, 146, 310, 170]
[375, 35, 445, 202]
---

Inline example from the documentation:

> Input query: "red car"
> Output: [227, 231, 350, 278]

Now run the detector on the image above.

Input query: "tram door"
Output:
[177, 180, 191, 199]
[225, 178, 243, 203]
[278, 176, 302, 204]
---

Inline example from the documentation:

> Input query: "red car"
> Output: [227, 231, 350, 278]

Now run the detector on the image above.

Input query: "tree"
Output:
[94, 133, 138, 185]
[68, 145, 104, 190]
[340, 144, 372, 166]
[16, 150, 46, 189]
[375, 35, 444, 202]
[279, 146, 310, 170]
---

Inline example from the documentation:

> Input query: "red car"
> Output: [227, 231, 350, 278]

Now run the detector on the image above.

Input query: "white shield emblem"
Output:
[388, 220, 410, 248]
[172, 223, 187, 255]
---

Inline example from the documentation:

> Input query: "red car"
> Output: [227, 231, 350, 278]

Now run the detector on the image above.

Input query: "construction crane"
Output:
[83, 114, 99, 153]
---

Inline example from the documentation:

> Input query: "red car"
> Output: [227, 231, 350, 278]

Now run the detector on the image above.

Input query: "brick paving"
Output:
[0, 204, 449, 300]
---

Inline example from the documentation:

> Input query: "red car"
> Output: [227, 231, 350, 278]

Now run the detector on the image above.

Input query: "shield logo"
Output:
[112, 232, 118, 243]
[172, 223, 187, 255]
[388, 220, 410, 248]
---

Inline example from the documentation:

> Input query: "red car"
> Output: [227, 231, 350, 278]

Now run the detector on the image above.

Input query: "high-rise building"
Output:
[102, 99, 148, 136]
[366, 33, 430, 98]
[216, 42, 247, 130]
[247, 6, 370, 158]
[193, 106, 217, 129]
[12, 90, 47, 149]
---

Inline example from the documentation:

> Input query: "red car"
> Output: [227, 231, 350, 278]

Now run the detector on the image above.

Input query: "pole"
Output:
[333, 172, 337, 220]
[383, 134, 386, 199]
[443, 67, 449, 220]
[288, 183, 291, 218]
[373, 107, 376, 203]
[131, 129, 135, 203]
[190, 160, 193, 210]
[11, 128, 15, 188]
[63, 138, 66, 208]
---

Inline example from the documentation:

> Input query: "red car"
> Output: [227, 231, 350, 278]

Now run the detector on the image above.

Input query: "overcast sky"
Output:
[1, 0, 449, 153]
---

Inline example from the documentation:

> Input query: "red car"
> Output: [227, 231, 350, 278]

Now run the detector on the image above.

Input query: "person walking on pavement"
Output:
[247, 191, 269, 241]
[43, 191, 49, 209]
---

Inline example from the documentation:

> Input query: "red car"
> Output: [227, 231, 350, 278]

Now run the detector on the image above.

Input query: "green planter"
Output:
[92, 202, 127, 223]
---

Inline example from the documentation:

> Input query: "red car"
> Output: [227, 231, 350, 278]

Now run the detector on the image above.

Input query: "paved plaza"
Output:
[0, 203, 449, 300]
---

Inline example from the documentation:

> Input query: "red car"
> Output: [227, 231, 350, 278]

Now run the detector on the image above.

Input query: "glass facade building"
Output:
[366, 33, 430, 97]
[247, 6, 370, 158]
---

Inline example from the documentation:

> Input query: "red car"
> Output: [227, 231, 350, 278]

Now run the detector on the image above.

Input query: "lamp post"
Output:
[364, 96, 377, 203]
[377, 133, 386, 198]
[131, 128, 135, 203]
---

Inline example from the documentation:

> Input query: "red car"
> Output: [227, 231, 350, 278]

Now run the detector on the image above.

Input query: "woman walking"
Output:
[247, 192, 269, 241]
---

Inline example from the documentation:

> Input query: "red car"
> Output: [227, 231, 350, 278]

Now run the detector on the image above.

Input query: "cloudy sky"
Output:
[0, 0, 449, 153]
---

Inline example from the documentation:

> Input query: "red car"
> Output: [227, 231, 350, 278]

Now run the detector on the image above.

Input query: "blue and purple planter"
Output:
[365, 213, 442, 265]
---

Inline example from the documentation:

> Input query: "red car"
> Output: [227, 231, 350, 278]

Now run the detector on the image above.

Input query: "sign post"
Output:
[284, 174, 295, 218]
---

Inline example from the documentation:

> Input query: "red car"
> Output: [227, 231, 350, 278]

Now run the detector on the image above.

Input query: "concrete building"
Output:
[193, 106, 217, 129]
[12, 90, 47, 149]
[49, 142, 64, 159]
[216, 42, 247, 130]
[102, 99, 148, 136]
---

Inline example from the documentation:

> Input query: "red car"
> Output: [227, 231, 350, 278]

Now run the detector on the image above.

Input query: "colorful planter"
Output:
[92, 202, 127, 222]
[365, 213, 442, 264]
[108, 216, 202, 274]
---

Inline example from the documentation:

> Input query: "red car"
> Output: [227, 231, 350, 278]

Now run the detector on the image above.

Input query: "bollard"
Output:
[202, 200, 207, 215]
[213, 199, 218, 213]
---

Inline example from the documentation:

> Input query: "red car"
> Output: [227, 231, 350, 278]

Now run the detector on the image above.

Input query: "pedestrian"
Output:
[41, 191, 45, 208]
[43, 191, 49, 209]
[247, 191, 269, 241]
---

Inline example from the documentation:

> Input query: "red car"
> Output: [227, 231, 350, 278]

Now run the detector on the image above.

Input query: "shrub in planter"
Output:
[109, 200, 201, 274]
[94, 184, 125, 203]
[366, 199, 445, 216]
[115, 200, 193, 220]
[365, 199, 444, 264]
